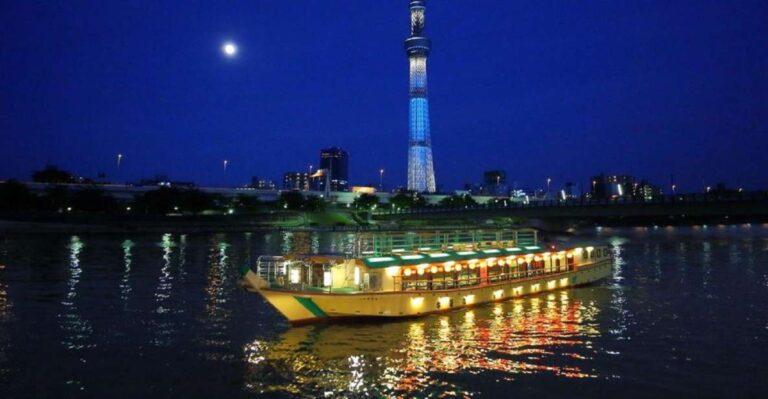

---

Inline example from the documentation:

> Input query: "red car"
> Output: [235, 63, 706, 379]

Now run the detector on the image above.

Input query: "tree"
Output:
[277, 191, 306, 210]
[352, 193, 380, 210]
[132, 188, 216, 214]
[71, 188, 117, 213]
[389, 192, 427, 209]
[231, 194, 261, 212]
[304, 195, 326, 211]
[0, 180, 36, 211]
[39, 185, 71, 211]
[32, 165, 76, 184]
[439, 194, 478, 207]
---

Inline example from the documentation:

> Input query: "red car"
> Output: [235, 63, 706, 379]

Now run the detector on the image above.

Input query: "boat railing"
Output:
[354, 228, 538, 256]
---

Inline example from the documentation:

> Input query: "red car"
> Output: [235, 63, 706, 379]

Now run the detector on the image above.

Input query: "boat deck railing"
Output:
[355, 228, 538, 256]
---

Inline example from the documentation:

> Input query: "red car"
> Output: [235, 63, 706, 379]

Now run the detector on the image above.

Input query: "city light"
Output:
[222, 42, 237, 57]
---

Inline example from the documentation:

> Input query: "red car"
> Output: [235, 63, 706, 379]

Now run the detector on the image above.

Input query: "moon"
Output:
[222, 42, 237, 57]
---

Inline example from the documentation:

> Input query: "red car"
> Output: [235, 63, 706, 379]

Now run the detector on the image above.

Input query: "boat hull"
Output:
[244, 259, 612, 325]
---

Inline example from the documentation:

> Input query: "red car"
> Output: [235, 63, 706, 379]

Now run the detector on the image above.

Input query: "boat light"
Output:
[386, 266, 399, 277]
[586, 246, 594, 252]
[525, 246, 540, 250]
[574, 247, 583, 254]
[531, 283, 541, 292]
[547, 280, 556, 290]
[534, 256, 542, 262]
[430, 266, 438, 274]
[410, 297, 424, 307]
[493, 289, 504, 299]
[464, 294, 475, 304]
[455, 264, 462, 271]
[428, 253, 450, 259]
[323, 271, 332, 287]
[444, 264, 452, 272]
[560, 278, 569, 287]
[353, 267, 361, 285]
[289, 269, 300, 284]
[506, 247, 522, 252]
[404, 269, 412, 277]
[498, 259, 506, 266]
[367, 256, 396, 263]
[567, 253, 574, 258]
[457, 251, 477, 256]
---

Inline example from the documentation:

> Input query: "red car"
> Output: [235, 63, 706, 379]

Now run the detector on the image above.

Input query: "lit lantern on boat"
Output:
[534, 256, 542, 262]
[468, 263, 476, 270]
[517, 258, 525, 265]
[404, 269, 412, 277]
[479, 261, 487, 268]
[455, 264, 462, 272]
[430, 265, 438, 274]
[566, 253, 574, 258]
[444, 264, 452, 272]
[498, 259, 506, 266]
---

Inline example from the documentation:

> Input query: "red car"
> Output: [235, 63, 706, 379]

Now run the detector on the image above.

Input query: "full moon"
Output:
[222, 42, 237, 57]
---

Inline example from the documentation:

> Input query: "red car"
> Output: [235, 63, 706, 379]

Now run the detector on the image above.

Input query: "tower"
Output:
[405, 0, 437, 192]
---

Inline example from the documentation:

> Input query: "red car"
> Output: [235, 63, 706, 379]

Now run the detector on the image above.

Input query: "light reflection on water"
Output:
[0, 227, 766, 397]
[242, 289, 606, 397]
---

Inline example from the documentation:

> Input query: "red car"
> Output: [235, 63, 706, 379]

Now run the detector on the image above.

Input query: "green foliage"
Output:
[71, 188, 118, 213]
[231, 194, 261, 212]
[389, 192, 427, 209]
[277, 191, 306, 210]
[352, 193, 380, 210]
[304, 195, 326, 211]
[39, 185, 71, 211]
[32, 165, 76, 184]
[0, 180, 35, 211]
[439, 194, 478, 207]
[132, 187, 217, 214]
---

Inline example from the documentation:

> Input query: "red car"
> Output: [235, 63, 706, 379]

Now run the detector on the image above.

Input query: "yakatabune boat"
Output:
[241, 229, 612, 325]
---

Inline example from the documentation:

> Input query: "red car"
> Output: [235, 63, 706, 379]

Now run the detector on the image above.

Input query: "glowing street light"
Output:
[223, 159, 229, 171]
[379, 168, 385, 191]
[117, 153, 123, 168]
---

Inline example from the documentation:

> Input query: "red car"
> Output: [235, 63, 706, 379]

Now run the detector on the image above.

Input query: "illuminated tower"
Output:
[405, 0, 436, 192]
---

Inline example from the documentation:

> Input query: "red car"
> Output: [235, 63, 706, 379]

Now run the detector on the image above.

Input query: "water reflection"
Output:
[243, 290, 604, 397]
[120, 239, 133, 306]
[59, 236, 92, 352]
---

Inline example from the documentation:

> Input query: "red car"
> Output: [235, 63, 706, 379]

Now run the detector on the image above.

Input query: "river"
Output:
[0, 226, 767, 397]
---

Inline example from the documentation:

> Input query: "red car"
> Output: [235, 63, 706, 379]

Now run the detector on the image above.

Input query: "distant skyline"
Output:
[1, 1, 767, 192]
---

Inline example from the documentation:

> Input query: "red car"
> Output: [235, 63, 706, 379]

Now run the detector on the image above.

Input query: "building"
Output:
[283, 172, 309, 191]
[249, 176, 275, 190]
[590, 174, 661, 200]
[318, 147, 349, 192]
[405, 0, 437, 193]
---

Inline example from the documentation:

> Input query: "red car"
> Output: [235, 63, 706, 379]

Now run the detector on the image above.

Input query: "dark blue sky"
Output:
[2, 1, 766, 192]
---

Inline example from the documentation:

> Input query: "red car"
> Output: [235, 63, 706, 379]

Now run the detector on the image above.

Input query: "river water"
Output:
[0, 226, 767, 398]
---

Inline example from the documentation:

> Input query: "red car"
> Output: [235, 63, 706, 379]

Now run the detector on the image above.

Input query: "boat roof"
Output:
[363, 245, 546, 268]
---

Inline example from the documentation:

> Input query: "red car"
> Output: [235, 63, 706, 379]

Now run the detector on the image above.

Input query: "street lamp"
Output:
[672, 184, 676, 194]
[117, 153, 123, 168]
[379, 168, 385, 191]
[223, 159, 229, 171]
[546, 177, 551, 197]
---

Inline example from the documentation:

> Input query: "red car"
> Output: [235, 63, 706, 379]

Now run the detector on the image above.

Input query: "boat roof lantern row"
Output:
[362, 245, 550, 268]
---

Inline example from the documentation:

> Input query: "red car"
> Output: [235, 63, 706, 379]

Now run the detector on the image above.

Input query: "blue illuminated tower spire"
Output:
[405, 0, 436, 192]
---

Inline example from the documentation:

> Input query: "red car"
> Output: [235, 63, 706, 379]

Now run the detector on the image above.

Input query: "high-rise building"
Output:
[283, 172, 309, 191]
[405, 0, 437, 193]
[250, 176, 276, 190]
[318, 147, 349, 192]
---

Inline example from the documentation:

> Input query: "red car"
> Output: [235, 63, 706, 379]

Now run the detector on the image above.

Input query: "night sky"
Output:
[1, 1, 766, 192]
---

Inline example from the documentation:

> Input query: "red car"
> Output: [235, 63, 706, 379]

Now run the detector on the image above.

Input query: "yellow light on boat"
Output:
[498, 259, 506, 266]
[586, 246, 594, 252]
[486, 257, 496, 263]
[493, 289, 504, 299]
[323, 271, 332, 287]
[386, 266, 399, 277]
[574, 247, 583, 254]
[444, 261, 455, 267]
[353, 266, 361, 285]
[560, 278, 568, 287]
[430, 266, 438, 274]
[289, 269, 300, 284]
[464, 294, 475, 304]
[479, 261, 487, 268]
[525, 254, 533, 260]
[512, 286, 523, 296]
[417, 267, 425, 275]
[531, 283, 541, 292]
[455, 264, 462, 272]
[411, 297, 424, 307]
[404, 269, 412, 277]
[517, 258, 525, 264]
[547, 280, 556, 290]
[542, 252, 551, 257]
[438, 297, 451, 308]
[534, 256, 542, 262]
[566, 253, 574, 258]
[444, 264, 452, 272]
[468, 263, 475, 270]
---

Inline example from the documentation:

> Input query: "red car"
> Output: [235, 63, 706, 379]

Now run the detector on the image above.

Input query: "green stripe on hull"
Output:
[293, 296, 328, 318]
